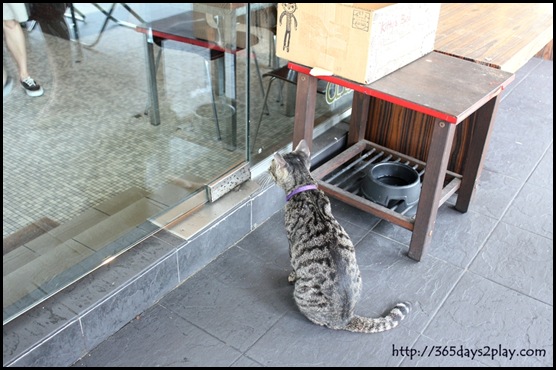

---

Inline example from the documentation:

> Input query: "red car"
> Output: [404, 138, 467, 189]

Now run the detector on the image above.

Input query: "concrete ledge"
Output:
[3, 125, 348, 367]
[2, 180, 283, 367]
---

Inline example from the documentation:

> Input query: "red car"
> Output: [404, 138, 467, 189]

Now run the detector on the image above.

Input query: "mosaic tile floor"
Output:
[3, 6, 343, 238]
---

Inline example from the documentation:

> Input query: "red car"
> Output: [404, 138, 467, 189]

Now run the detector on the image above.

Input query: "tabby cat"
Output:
[269, 139, 410, 333]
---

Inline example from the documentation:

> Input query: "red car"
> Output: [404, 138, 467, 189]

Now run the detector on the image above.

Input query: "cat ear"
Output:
[273, 152, 287, 168]
[295, 139, 311, 157]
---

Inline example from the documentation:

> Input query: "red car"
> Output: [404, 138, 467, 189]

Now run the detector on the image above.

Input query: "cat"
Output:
[269, 139, 410, 333]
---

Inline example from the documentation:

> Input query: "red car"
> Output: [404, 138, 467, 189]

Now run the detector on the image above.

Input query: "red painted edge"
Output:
[288, 62, 464, 124]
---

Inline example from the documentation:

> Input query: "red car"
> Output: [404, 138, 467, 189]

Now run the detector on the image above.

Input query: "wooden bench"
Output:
[290, 51, 514, 261]
[435, 3, 553, 73]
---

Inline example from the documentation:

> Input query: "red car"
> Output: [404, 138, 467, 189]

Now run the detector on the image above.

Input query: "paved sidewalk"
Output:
[72, 58, 553, 367]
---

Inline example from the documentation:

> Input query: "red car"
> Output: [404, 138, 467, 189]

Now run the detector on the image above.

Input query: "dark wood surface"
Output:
[289, 52, 514, 125]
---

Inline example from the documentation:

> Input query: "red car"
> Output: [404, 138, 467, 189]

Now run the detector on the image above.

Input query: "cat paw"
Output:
[287, 271, 297, 284]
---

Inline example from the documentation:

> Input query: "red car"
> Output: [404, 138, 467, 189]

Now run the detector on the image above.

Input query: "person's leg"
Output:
[3, 19, 30, 80]
[3, 19, 43, 96]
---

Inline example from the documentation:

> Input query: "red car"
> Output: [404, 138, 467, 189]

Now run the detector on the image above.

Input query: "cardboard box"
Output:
[276, 3, 441, 84]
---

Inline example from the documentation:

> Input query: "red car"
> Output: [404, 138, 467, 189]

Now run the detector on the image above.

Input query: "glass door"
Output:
[2, 3, 251, 324]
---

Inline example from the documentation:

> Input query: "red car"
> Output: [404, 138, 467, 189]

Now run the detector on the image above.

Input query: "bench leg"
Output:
[144, 34, 160, 126]
[408, 119, 456, 261]
[455, 96, 500, 213]
[347, 92, 370, 146]
[293, 74, 318, 151]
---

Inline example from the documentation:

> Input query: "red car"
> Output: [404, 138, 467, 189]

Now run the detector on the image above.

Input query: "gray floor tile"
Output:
[423, 272, 553, 367]
[469, 222, 553, 304]
[527, 144, 553, 189]
[79, 254, 178, 352]
[492, 96, 553, 142]
[231, 355, 264, 367]
[400, 335, 485, 367]
[235, 210, 290, 268]
[73, 304, 242, 367]
[501, 65, 554, 118]
[485, 68, 553, 183]
[489, 106, 553, 160]
[160, 246, 294, 352]
[340, 218, 374, 247]
[10, 320, 86, 367]
[485, 124, 552, 184]
[3, 302, 78, 365]
[468, 169, 524, 219]
[351, 232, 464, 333]
[501, 182, 553, 239]
[329, 197, 383, 230]
[245, 309, 420, 367]
[372, 204, 498, 268]
[502, 57, 542, 97]
[426, 206, 497, 268]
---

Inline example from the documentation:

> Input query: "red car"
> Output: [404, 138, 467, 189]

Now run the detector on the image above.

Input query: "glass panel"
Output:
[3, 3, 352, 325]
[246, 3, 354, 162]
[2, 3, 249, 324]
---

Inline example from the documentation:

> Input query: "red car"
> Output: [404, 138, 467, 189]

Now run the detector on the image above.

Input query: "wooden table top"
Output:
[434, 3, 553, 73]
[289, 52, 514, 125]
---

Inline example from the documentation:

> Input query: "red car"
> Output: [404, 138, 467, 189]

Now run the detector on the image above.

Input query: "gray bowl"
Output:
[361, 162, 421, 211]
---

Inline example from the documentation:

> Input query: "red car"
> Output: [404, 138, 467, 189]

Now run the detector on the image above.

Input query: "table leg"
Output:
[455, 96, 501, 213]
[293, 74, 318, 151]
[144, 32, 160, 126]
[347, 92, 370, 146]
[68, 4, 80, 40]
[223, 53, 237, 150]
[220, 13, 238, 151]
[408, 118, 456, 261]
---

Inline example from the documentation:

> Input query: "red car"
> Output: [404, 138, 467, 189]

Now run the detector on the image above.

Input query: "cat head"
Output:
[269, 140, 312, 191]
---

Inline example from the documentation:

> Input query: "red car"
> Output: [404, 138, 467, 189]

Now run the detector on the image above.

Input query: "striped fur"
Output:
[269, 140, 410, 333]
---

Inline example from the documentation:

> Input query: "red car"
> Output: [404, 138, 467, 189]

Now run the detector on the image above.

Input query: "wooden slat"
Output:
[317, 180, 415, 231]
[435, 3, 554, 72]
[312, 141, 367, 180]
[439, 178, 461, 205]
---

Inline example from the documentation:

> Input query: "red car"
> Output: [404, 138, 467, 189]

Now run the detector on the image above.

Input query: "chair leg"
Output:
[270, 34, 277, 69]
[251, 49, 269, 115]
[78, 3, 117, 48]
[204, 59, 222, 141]
[251, 76, 276, 152]
[144, 46, 164, 116]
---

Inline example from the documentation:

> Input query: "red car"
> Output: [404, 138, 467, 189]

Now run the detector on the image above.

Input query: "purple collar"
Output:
[286, 184, 318, 201]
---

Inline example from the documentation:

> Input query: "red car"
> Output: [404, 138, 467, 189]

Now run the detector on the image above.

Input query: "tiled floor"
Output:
[70, 57, 553, 367]
[4, 4, 343, 238]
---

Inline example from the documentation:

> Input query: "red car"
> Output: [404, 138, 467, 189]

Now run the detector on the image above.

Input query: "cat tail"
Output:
[344, 302, 411, 334]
